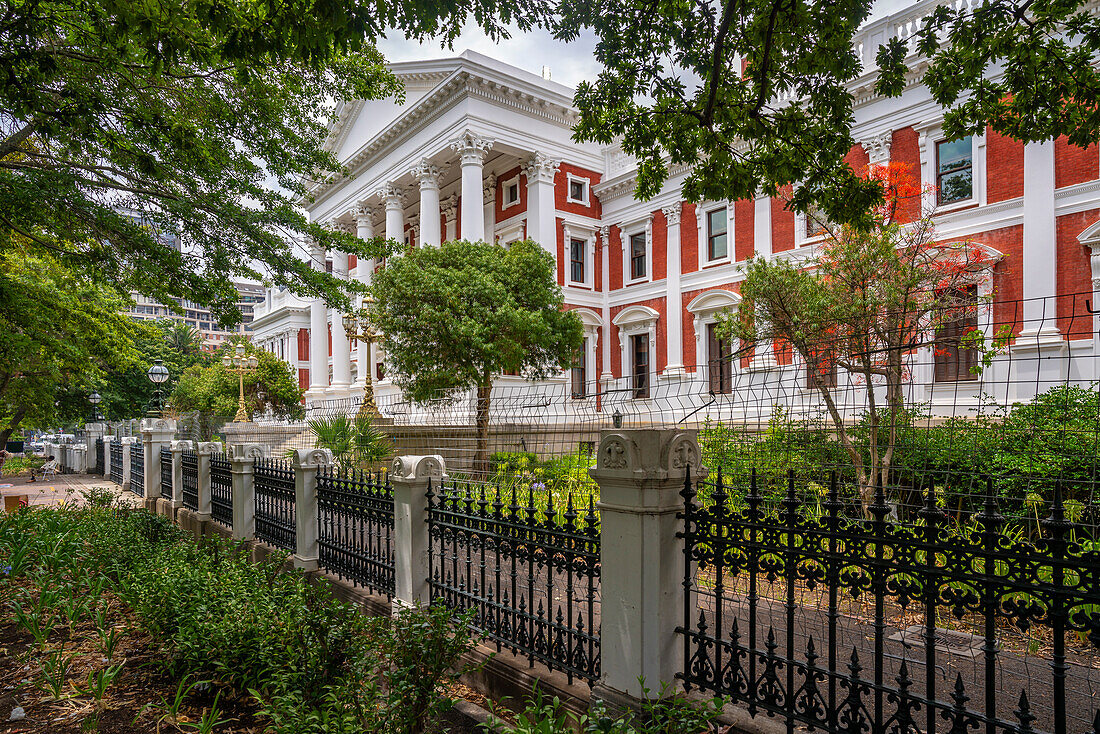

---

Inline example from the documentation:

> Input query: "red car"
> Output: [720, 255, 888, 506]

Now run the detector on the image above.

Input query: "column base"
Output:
[1014, 327, 1066, 350]
[660, 366, 687, 381]
[291, 554, 318, 572]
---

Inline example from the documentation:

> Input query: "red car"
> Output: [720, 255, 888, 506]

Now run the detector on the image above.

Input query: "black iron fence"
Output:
[109, 441, 123, 485]
[181, 450, 198, 510]
[427, 479, 601, 686]
[254, 458, 296, 552]
[130, 441, 144, 497]
[95, 438, 104, 476]
[160, 447, 172, 500]
[210, 453, 232, 528]
[317, 465, 394, 596]
[678, 468, 1100, 734]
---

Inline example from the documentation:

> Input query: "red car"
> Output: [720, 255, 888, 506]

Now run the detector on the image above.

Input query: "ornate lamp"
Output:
[343, 295, 383, 420]
[223, 344, 258, 422]
[88, 391, 103, 422]
[146, 359, 170, 417]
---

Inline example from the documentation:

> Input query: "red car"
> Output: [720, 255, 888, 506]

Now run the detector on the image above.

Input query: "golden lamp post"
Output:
[342, 296, 383, 421]
[222, 343, 258, 423]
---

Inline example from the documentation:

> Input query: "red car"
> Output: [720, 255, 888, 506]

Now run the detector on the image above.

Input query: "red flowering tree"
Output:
[724, 162, 1002, 511]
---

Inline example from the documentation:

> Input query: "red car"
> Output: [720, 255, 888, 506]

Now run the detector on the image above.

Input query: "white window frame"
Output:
[502, 174, 521, 210]
[697, 202, 733, 266]
[794, 206, 831, 248]
[568, 309, 602, 399]
[918, 124, 986, 216]
[612, 305, 659, 398]
[620, 215, 653, 285]
[566, 173, 591, 206]
[563, 223, 595, 288]
[687, 290, 741, 390]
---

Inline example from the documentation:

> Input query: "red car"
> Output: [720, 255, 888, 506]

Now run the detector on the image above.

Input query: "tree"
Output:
[370, 240, 584, 474]
[98, 319, 210, 420]
[0, 0, 544, 318]
[0, 246, 142, 444]
[723, 163, 1003, 511]
[170, 340, 303, 422]
[555, 0, 1100, 229]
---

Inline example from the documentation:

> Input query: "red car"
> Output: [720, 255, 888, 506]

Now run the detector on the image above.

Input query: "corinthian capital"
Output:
[450, 131, 495, 166]
[662, 203, 682, 227]
[861, 132, 892, 165]
[523, 152, 561, 185]
[377, 183, 405, 208]
[412, 159, 445, 188]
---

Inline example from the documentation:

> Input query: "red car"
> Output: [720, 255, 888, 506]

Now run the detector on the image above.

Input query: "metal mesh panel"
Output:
[254, 458, 295, 551]
[129, 441, 144, 497]
[209, 453, 232, 528]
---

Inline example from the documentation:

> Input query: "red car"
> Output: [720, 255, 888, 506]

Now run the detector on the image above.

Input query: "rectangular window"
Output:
[570, 239, 586, 284]
[631, 334, 649, 399]
[707, 209, 728, 262]
[706, 323, 732, 394]
[937, 137, 974, 204]
[629, 233, 647, 280]
[934, 286, 980, 382]
[571, 339, 588, 398]
[806, 206, 828, 238]
[569, 178, 587, 203]
[504, 179, 520, 207]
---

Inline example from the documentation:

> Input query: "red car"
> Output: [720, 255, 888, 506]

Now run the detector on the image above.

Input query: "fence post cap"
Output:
[590, 429, 705, 481]
[170, 440, 194, 452]
[140, 417, 177, 433]
[196, 441, 223, 455]
[291, 448, 333, 468]
[390, 455, 446, 482]
[231, 443, 269, 460]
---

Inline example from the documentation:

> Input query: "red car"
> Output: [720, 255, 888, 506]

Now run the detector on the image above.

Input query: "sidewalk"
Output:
[0, 472, 138, 508]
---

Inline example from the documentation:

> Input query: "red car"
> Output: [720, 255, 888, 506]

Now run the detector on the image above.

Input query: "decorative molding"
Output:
[412, 159, 445, 188]
[196, 441, 223, 456]
[449, 130, 495, 166]
[662, 203, 682, 227]
[483, 173, 498, 203]
[231, 443, 269, 460]
[291, 448, 333, 468]
[523, 152, 561, 185]
[390, 454, 446, 481]
[861, 132, 893, 165]
[378, 183, 406, 208]
[442, 194, 459, 223]
[170, 440, 194, 452]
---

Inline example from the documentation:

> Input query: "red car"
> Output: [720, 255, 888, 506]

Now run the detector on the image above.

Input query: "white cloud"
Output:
[377, 22, 601, 89]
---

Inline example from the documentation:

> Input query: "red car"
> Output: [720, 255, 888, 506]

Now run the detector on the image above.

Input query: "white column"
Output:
[414, 160, 443, 247]
[329, 233, 352, 393]
[308, 241, 328, 394]
[287, 327, 299, 373]
[121, 438, 132, 492]
[291, 448, 332, 571]
[600, 226, 613, 387]
[230, 443, 266, 541]
[589, 429, 704, 704]
[752, 195, 777, 369]
[391, 455, 446, 609]
[450, 131, 494, 242]
[483, 174, 497, 243]
[354, 207, 375, 391]
[524, 152, 561, 256]
[195, 441, 222, 522]
[662, 203, 685, 379]
[1021, 141, 1060, 337]
[381, 184, 405, 244]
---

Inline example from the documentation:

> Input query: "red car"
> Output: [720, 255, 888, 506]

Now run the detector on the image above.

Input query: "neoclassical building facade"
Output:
[253, 35, 1100, 421]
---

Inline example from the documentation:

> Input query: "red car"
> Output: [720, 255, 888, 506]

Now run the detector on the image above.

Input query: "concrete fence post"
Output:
[195, 441, 222, 522]
[101, 437, 112, 478]
[120, 438, 134, 492]
[390, 455, 446, 610]
[291, 448, 333, 571]
[588, 428, 705, 709]
[72, 446, 87, 474]
[85, 423, 106, 465]
[167, 440, 193, 517]
[230, 443, 268, 542]
[140, 418, 177, 510]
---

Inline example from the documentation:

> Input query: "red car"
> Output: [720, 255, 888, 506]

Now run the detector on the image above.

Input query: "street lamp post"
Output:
[223, 344, 258, 423]
[147, 359, 170, 417]
[88, 391, 103, 422]
[342, 297, 383, 421]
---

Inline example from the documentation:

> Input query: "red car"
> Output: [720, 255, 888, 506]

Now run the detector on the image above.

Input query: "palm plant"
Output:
[309, 413, 392, 470]
[166, 321, 202, 356]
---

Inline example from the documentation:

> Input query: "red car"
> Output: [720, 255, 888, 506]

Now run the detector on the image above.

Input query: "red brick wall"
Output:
[891, 127, 922, 222]
[555, 163, 602, 218]
[298, 368, 309, 392]
[556, 217, 565, 285]
[1057, 208, 1099, 339]
[771, 195, 796, 253]
[679, 285, 741, 372]
[609, 225, 623, 290]
[845, 143, 869, 172]
[986, 128, 1024, 203]
[966, 225, 1023, 335]
[681, 203, 699, 274]
[495, 166, 528, 222]
[348, 254, 357, 270]
[652, 209, 667, 281]
[1055, 137, 1099, 189]
[734, 199, 755, 261]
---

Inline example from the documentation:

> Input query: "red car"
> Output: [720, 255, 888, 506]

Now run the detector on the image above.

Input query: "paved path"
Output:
[0, 472, 136, 508]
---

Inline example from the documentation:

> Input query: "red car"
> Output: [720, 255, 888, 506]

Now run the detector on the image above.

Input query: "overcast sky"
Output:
[377, 22, 601, 89]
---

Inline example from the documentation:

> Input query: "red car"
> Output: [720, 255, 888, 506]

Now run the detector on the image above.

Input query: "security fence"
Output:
[95, 438, 104, 476]
[427, 477, 602, 686]
[209, 453, 232, 528]
[678, 468, 1100, 734]
[109, 441, 123, 485]
[160, 447, 172, 500]
[180, 450, 198, 511]
[130, 441, 144, 497]
[317, 465, 395, 596]
[254, 458, 295, 552]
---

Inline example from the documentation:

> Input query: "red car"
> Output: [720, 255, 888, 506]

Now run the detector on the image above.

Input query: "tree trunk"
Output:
[474, 381, 492, 478]
[0, 407, 28, 448]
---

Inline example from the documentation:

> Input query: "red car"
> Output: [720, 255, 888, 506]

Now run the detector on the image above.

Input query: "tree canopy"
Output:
[170, 339, 304, 421]
[0, 0, 546, 320]
[555, 0, 1100, 229]
[370, 239, 583, 472]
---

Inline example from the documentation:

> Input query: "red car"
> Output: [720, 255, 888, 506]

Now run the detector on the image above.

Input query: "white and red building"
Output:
[253, 23, 1100, 422]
